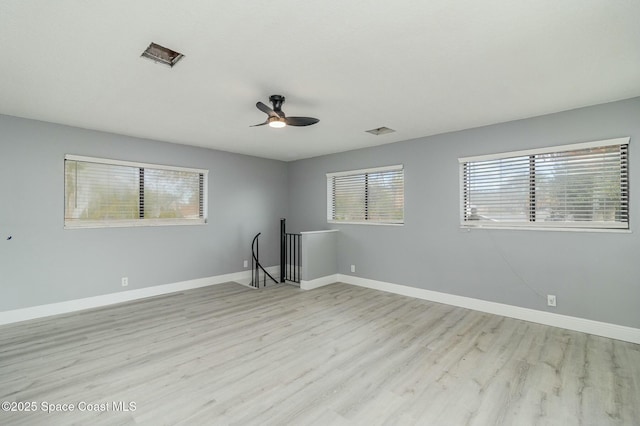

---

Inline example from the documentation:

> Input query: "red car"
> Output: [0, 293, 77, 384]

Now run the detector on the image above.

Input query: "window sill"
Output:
[460, 225, 631, 234]
[64, 219, 207, 229]
[328, 221, 404, 227]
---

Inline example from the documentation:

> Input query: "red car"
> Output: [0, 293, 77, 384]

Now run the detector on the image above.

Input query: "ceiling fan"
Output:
[251, 95, 319, 128]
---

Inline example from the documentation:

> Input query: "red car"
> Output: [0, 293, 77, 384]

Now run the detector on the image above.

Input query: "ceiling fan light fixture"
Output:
[268, 116, 287, 128]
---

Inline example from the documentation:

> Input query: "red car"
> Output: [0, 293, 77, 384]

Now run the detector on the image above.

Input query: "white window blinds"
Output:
[327, 165, 404, 224]
[64, 155, 207, 228]
[459, 138, 629, 230]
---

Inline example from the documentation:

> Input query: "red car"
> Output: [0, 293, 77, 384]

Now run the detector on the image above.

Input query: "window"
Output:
[327, 165, 404, 224]
[459, 138, 629, 230]
[64, 155, 207, 228]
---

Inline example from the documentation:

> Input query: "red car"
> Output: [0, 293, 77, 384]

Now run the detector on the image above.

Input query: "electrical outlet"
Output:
[243, 260, 248, 268]
[121, 277, 128, 287]
[350, 265, 356, 273]
[547, 294, 556, 307]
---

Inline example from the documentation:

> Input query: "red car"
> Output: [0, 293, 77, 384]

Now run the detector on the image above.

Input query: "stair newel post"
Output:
[280, 218, 286, 283]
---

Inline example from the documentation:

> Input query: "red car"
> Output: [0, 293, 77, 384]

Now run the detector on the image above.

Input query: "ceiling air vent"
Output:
[365, 126, 395, 136]
[141, 42, 184, 67]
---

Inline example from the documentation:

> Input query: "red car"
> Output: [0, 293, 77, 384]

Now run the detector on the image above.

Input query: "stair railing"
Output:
[280, 218, 301, 284]
[251, 233, 278, 288]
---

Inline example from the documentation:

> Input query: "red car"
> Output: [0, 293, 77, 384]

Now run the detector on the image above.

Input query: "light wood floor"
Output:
[0, 282, 638, 425]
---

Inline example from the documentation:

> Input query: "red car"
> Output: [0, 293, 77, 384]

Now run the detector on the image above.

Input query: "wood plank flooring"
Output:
[0, 282, 639, 425]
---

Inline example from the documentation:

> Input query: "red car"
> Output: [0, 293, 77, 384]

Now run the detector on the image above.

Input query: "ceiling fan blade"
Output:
[285, 117, 319, 126]
[256, 101, 282, 118]
[250, 120, 268, 127]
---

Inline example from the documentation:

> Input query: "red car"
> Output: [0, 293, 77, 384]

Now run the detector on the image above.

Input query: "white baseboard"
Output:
[4, 269, 638, 345]
[337, 274, 640, 345]
[300, 274, 339, 290]
[0, 269, 263, 326]
[234, 265, 280, 286]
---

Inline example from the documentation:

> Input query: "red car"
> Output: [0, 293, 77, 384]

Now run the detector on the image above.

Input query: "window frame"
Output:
[64, 155, 208, 229]
[326, 164, 405, 226]
[458, 137, 630, 232]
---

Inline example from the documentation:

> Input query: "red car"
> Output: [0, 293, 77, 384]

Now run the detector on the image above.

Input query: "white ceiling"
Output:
[1, 1, 639, 161]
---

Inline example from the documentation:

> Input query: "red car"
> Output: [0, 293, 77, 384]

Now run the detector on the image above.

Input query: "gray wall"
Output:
[287, 97, 640, 328]
[0, 115, 287, 311]
[3, 98, 640, 328]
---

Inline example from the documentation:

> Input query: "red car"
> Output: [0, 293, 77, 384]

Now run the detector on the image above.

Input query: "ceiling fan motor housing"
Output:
[269, 95, 285, 113]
